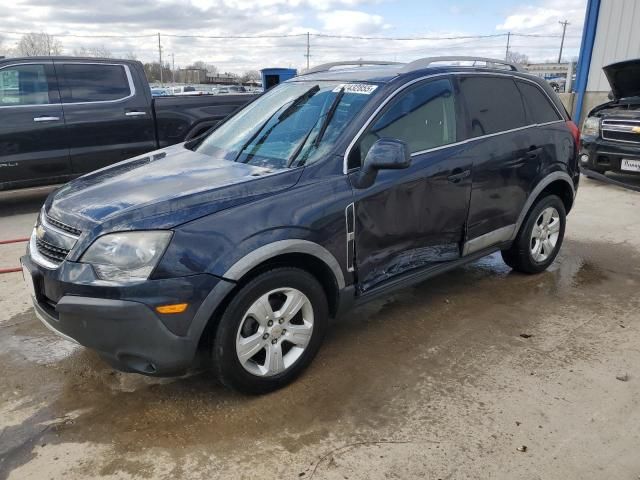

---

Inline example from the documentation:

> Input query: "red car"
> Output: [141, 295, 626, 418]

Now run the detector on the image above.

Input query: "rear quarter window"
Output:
[458, 76, 526, 137]
[60, 64, 131, 103]
[515, 80, 562, 124]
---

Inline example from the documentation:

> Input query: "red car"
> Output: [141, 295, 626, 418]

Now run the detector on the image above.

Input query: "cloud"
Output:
[1, 0, 587, 73]
[317, 10, 389, 35]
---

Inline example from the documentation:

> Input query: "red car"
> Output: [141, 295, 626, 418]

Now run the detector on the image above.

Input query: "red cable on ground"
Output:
[0, 237, 30, 245]
[0, 267, 22, 274]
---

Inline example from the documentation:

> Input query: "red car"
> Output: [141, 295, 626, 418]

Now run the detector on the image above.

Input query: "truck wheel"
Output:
[213, 267, 328, 394]
[501, 195, 566, 274]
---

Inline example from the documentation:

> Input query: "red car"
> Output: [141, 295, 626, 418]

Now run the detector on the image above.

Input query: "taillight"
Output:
[567, 120, 580, 147]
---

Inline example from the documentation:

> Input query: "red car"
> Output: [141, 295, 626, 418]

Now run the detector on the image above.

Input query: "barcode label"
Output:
[333, 83, 378, 95]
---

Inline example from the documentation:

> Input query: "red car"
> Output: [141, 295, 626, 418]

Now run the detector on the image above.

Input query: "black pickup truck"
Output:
[0, 56, 257, 191]
[580, 58, 640, 176]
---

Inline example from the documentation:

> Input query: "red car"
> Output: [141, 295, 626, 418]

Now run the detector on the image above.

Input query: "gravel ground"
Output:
[0, 175, 639, 480]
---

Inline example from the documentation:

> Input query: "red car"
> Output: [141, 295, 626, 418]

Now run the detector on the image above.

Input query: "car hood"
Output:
[46, 144, 302, 231]
[603, 58, 640, 100]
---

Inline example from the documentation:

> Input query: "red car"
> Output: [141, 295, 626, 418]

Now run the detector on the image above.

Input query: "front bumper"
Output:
[580, 136, 640, 174]
[21, 253, 231, 376]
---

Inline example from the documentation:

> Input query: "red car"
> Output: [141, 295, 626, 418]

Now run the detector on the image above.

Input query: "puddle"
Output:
[1, 239, 639, 479]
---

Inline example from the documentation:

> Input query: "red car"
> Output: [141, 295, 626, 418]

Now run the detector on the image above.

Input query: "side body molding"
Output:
[222, 239, 346, 290]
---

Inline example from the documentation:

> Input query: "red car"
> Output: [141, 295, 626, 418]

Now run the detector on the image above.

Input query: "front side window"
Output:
[60, 64, 130, 103]
[458, 76, 526, 138]
[350, 78, 457, 169]
[196, 81, 378, 169]
[0, 64, 51, 106]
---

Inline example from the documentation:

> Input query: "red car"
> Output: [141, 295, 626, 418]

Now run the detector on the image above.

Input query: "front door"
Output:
[0, 62, 69, 190]
[347, 77, 472, 293]
[55, 61, 156, 174]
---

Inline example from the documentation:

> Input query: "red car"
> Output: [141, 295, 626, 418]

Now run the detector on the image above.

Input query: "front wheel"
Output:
[213, 267, 328, 394]
[501, 194, 566, 274]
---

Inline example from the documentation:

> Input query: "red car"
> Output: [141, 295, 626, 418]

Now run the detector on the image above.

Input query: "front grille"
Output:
[602, 120, 640, 144]
[45, 214, 82, 236]
[36, 237, 70, 263]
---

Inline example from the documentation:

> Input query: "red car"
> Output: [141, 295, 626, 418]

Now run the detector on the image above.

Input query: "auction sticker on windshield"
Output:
[333, 84, 378, 94]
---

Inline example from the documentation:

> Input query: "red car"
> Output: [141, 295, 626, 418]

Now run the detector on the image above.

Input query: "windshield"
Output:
[195, 81, 379, 169]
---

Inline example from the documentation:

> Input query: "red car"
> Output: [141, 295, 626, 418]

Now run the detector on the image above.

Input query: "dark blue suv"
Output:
[21, 57, 580, 394]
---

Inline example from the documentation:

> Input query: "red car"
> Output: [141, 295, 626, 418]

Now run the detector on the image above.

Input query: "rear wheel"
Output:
[213, 267, 328, 394]
[501, 194, 566, 274]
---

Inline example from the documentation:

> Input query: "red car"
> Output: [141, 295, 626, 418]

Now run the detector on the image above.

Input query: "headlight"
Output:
[581, 116, 600, 137]
[81, 231, 172, 282]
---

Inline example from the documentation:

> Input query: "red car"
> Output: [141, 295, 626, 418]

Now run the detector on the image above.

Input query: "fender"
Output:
[183, 239, 345, 348]
[510, 170, 575, 241]
[222, 239, 345, 289]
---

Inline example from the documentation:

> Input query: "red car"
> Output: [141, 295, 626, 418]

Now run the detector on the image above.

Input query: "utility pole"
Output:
[171, 53, 175, 84]
[305, 32, 310, 70]
[505, 32, 511, 61]
[158, 32, 163, 86]
[558, 20, 569, 63]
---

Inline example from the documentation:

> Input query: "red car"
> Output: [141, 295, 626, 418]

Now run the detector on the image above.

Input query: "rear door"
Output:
[0, 61, 69, 189]
[56, 61, 156, 174]
[349, 77, 472, 292]
[457, 75, 535, 250]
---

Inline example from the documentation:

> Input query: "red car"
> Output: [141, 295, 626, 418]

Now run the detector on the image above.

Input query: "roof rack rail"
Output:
[302, 60, 403, 76]
[398, 56, 523, 73]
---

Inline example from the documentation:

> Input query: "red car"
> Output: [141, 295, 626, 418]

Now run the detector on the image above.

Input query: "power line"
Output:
[0, 29, 582, 41]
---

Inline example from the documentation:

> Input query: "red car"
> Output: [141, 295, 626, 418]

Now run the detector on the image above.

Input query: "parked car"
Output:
[0, 57, 256, 191]
[150, 87, 170, 97]
[22, 56, 579, 394]
[580, 58, 640, 176]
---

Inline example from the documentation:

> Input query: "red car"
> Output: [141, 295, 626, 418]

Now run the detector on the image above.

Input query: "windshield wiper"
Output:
[288, 87, 345, 167]
[234, 85, 320, 163]
[313, 87, 345, 148]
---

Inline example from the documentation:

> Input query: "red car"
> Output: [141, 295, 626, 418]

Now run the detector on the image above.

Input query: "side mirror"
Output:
[354, 138, 411, 189]
[607, 90, 614, 101]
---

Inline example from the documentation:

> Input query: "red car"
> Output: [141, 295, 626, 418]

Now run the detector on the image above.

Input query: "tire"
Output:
[501, 194, 566, 274]
[213, 267, 328, 394]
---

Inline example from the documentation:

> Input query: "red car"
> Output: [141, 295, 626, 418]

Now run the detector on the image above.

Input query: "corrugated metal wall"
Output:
[587, 0, 640, 92]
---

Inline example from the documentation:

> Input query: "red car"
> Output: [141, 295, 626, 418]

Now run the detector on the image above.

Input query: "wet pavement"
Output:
[1, 177, 639, 479]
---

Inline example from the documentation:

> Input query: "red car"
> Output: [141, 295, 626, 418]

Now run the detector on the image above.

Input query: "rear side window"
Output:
[0, 64, 51, 106]
[516, 81, 562, 124]
[351, 78, 456, 168]
[60, 64, 131, 103]
[458, 76, 526, 137]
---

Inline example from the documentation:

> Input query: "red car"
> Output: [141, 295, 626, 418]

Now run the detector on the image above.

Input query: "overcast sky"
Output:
[1, 0, 587, 73]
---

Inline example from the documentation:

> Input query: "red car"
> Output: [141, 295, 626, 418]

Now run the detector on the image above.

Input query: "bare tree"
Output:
[73, 45, 113, 58]
[187, 61, 217, 76]
[17, 32, 63, 56]
[123, 51, 138, 61]
[506, 51, 529, 66]
[241, 70, 261, 84]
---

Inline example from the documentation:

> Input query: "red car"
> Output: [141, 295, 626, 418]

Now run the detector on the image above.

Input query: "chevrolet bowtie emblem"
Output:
[632, 126, 640, 134]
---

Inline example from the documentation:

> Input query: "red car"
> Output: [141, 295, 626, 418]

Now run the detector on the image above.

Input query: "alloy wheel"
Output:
[235, 288, 314, 377]
[530, 206, 561, 263]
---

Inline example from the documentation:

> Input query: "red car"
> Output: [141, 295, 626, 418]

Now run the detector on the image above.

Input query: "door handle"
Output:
[447, 169, 471, 183]
[125, 111, 147, 117]
[33, 116, 60, 122]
